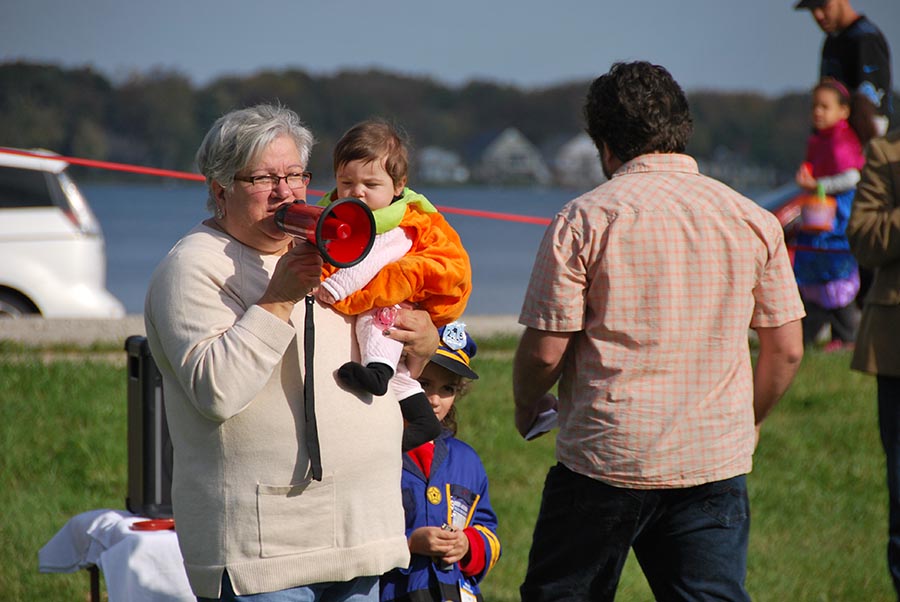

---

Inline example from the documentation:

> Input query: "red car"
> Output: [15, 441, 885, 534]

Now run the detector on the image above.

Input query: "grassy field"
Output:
[0, 337, 893, 600]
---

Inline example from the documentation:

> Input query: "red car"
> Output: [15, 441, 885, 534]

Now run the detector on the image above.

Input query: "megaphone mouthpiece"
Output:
[321, 220, 351, 241]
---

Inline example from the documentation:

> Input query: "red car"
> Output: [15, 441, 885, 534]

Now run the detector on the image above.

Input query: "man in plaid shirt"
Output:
[513, 61, 805, 601]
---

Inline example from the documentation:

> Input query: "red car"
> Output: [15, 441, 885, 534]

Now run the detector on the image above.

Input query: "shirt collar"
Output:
[612, 153, 699, 179]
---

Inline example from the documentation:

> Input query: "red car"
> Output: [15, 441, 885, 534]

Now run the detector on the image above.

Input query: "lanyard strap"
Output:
[303, 295, 323, 481]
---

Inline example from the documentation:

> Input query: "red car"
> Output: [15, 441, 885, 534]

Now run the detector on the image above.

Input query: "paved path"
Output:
[0, 314, 523, 347]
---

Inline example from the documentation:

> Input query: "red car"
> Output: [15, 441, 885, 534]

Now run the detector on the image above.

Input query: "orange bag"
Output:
[800, 184, 836, 233]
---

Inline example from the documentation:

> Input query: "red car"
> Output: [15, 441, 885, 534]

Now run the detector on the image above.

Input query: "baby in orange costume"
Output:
[316, 120, 472, 451]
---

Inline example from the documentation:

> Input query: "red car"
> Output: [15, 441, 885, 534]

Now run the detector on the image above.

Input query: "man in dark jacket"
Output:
[796, 0, 892, 144]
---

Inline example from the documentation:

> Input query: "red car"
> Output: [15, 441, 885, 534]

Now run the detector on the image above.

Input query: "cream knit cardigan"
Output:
[145, 223, 409, 598]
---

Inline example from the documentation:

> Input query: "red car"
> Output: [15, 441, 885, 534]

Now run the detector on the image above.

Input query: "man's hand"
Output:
[520, 393, 560, 440]
[753, 320, 803, 431]
[513, 328, 572, 438]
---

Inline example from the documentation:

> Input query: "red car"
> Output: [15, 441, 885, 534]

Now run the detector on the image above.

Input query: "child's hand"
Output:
[795, 163, 817, 191]
[438, 528, 470, 566]
[315, 286, 336, 305]
[408, 526, 463, 557]
[408, 525, 470, 566]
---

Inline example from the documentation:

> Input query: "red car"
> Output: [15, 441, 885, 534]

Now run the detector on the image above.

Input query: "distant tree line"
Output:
[1, 61, 894, 185]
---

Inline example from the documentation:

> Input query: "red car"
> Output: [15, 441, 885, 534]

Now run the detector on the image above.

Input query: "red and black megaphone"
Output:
[274, 197, 376, 268]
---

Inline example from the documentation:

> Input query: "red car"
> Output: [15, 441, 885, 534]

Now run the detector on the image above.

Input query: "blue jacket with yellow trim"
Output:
[380, 431, 501, 602]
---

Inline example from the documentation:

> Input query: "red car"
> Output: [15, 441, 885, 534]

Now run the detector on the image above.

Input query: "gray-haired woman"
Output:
[145, 104, 438, 602]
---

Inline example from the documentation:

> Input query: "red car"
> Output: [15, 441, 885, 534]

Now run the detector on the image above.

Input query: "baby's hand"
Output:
[315, 286, 336, 305]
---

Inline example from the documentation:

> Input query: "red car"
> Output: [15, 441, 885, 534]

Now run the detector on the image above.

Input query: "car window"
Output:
[0, 165, 59, 208]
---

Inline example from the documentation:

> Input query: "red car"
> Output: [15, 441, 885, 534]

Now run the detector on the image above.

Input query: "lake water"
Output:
[84, 183, 574, 317]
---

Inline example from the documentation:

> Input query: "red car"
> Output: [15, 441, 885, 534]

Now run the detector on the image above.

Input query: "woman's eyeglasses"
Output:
[234, 172, 311, 192]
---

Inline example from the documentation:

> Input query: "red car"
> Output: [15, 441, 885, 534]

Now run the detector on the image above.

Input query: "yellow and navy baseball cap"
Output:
[432, 322, 479, 380]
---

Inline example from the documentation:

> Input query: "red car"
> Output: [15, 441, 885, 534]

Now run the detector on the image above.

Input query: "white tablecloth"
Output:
[39, 509, 194, 602]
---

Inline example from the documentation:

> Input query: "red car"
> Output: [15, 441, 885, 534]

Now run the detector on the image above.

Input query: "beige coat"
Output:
[145, 223, 409, 598]
[848, 129, 900, 377]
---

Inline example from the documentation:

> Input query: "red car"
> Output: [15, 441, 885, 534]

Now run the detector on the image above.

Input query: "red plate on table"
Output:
[130, 518, 175, 531]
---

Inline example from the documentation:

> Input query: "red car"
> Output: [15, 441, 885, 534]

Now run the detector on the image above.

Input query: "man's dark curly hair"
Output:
[583, 61, 693, 163]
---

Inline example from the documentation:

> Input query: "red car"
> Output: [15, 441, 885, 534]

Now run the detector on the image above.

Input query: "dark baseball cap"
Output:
[794, 0, 827, 9]
[431, 322, 479, 380]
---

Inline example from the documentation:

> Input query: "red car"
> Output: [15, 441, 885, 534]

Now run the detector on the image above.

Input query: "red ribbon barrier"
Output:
[0, 147, 207, 183]
[435, 206, 550, 225]
[0, 148, 552, 226]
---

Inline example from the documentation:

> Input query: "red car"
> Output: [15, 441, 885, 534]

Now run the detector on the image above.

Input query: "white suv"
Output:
[0, 148, 125, 318]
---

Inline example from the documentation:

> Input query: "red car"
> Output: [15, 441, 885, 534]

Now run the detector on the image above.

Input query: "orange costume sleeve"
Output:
[321, 205, 471, 326]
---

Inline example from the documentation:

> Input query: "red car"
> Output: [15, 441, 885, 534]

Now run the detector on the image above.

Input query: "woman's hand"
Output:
[383, 308, 439, 378]
[258, 242, 323, 321]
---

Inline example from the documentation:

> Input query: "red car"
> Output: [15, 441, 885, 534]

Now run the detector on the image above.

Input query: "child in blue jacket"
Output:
[380, 322, 501, 602]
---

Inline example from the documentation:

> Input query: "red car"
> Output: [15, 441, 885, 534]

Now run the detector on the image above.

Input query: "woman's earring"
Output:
[215, 206, 225, 219]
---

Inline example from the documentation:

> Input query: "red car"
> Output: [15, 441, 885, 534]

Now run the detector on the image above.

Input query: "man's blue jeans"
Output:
[520, 463, 751, 602]
[878, 375, 900, 599]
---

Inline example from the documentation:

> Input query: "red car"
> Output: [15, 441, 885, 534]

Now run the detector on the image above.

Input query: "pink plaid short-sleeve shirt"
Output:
[519, 154, 804, 488]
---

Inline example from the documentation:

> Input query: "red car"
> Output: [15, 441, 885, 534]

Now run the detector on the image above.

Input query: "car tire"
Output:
[0, 290, 40, 318]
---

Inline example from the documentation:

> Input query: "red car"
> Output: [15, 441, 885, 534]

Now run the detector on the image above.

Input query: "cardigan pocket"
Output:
[257, 476, 335, 557]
